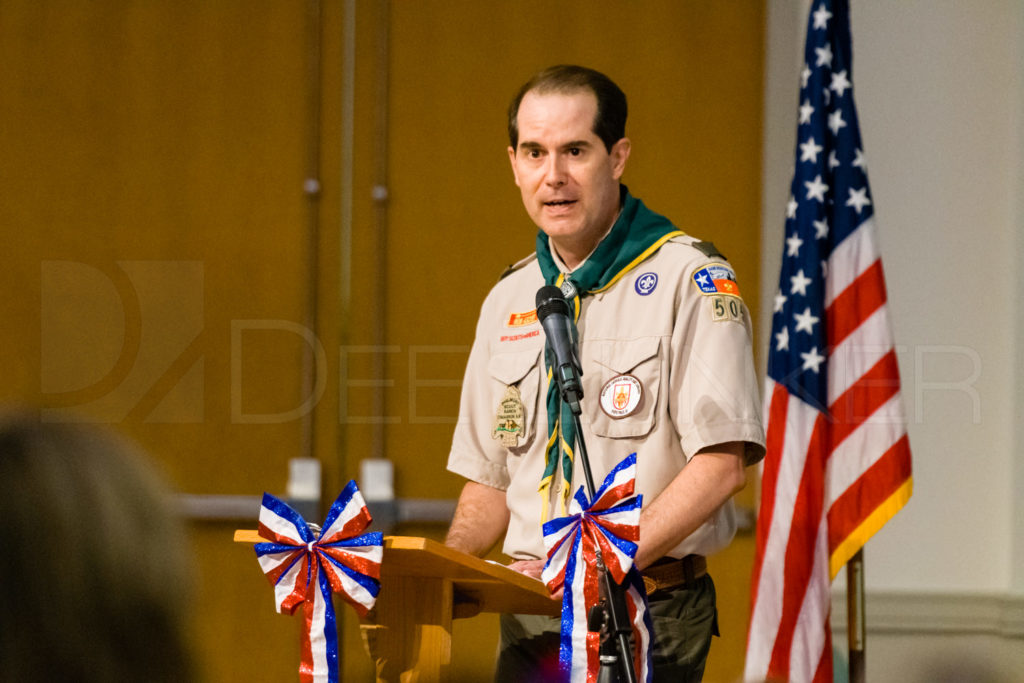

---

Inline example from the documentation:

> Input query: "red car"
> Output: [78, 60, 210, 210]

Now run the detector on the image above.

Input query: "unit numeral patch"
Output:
[711, 295, 744, 323]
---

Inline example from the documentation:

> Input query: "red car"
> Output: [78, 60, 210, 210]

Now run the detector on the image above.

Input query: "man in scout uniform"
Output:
[444, 65, 765, 681]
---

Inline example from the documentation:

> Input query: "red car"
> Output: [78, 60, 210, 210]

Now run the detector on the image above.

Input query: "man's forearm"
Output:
[444, 480, 510, 557]
[635, 442, 747, 569]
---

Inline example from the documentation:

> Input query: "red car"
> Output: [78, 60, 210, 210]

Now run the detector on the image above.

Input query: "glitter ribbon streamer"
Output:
[255, 481, 383, 683]
[541, 453, 654, 683]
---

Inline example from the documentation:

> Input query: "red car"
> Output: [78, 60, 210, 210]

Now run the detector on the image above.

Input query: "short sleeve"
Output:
[668, 257, 766, 465]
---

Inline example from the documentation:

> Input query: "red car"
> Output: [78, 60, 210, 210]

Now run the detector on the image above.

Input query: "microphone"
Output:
[535, 285, 584, 415]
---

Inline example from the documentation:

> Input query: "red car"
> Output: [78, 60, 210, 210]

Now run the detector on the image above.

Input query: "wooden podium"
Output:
[235, 532, 559, 682]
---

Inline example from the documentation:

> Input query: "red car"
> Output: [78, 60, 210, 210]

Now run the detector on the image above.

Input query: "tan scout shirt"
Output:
[447, 234, 766, 561]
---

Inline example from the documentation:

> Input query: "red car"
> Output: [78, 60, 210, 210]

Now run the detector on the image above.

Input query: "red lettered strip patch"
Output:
[507, 310, 538, 327]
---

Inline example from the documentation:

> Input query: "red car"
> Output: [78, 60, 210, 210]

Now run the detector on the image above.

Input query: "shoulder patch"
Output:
[692, 241, 725, 259]
[498, 252, 537, 281]
[691, 262, 741, 297]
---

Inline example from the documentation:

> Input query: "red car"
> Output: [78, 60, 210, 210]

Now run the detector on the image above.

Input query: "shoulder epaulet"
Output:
[692, 240, 726, 260]
[498, 252, 537, 281]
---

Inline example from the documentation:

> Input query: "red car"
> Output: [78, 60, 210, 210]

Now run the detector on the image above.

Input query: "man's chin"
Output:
[536, 219, 583, 240]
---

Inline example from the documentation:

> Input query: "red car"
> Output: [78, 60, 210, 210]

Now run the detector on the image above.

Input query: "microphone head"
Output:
[535, 285, 570, 322]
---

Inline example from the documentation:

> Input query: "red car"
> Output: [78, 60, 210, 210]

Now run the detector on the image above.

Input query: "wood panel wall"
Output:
[1, 1, 763, 680]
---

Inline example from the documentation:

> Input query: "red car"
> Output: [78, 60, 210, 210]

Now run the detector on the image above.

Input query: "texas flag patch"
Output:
[691, 263, 741, 297]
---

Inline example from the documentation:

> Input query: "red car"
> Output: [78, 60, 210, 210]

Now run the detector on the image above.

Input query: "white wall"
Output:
[851, 0, 1019, 594]
[761, 1, 1024, 679]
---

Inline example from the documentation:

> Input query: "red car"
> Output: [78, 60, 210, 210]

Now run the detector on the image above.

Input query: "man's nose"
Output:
[543, 154, 568, 186]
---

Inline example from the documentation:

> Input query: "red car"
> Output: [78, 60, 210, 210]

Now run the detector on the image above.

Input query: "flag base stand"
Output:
[847, 548, 865, 683]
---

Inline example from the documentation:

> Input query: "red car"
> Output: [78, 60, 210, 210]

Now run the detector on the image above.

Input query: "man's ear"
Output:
[507, 146, 521, 187]
[610, 137, 631, 180]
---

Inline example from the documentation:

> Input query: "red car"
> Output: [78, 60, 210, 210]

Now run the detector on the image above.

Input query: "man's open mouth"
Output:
[544, 200, 576, 206]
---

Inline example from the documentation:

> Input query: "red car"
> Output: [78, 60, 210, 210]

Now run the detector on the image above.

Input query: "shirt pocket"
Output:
[486, 346, 544, 452]
[584, 336, 662, 439]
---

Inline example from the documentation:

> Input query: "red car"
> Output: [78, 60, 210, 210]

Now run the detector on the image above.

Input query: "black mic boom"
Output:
[535, 285, 584, 414]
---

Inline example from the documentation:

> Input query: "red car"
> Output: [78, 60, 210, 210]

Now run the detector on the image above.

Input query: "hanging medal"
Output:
[492, 385, 526, 447]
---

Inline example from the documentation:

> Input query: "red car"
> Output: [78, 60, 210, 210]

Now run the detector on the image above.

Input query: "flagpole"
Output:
[846, 548, 865, 683]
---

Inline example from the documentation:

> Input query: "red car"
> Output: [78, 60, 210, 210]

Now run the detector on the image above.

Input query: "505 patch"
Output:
[710, 295, 744, 323]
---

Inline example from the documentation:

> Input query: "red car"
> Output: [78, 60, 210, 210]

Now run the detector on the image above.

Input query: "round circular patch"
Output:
[599, 374, 644, 418]
[635, 272, 658, 296]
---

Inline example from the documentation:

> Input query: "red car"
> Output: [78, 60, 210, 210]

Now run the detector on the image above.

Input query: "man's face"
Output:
[508, 90, 630, 256]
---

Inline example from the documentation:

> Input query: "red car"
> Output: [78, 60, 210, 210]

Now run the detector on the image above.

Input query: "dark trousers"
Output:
[495, 574, 718, 682]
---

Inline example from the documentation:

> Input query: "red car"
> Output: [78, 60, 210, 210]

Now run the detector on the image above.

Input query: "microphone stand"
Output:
[537, 286, 638, 683]
[555, 368, 638, 683]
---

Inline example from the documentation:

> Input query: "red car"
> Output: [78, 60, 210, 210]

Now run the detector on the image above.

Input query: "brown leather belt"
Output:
[642, 555, 707, 594]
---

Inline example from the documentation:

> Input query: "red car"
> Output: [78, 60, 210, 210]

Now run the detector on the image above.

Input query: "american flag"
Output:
[744, 2, 913, 681]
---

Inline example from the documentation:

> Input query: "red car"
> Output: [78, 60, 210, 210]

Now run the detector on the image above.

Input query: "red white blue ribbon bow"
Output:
[255, 481, 383, 683]
[541, 452, 654, 683]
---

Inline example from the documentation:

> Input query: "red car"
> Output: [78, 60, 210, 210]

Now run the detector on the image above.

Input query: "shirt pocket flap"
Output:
[487, 347, 542, 385]
[584, 336, 662, 439]
[591, 336, 661, 375]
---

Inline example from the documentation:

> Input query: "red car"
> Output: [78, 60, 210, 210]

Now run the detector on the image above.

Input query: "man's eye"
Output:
[568, 148, 582, 156]
[528, 150, 541, 158]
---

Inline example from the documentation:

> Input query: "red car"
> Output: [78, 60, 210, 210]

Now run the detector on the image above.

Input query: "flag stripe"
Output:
[828, 434, 912, 569]
[749, 380, 791, 600]
[746, 385, 814, 675]
[811, 625, 833, 683]
[828, 435, 910, 547]
[769, 408, 829, 673]
[826, 303, 895, 406]
[825, 393, 906, 509]
[824, 216, 880, 308]
[825, 258, 886, 346]
[828, 349, 901, 447]
[782, 517, 831, 680]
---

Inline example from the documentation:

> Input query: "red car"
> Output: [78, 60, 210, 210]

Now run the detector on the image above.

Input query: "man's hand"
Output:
[508, 559, 562, 601]
[507, 558, 544, 579]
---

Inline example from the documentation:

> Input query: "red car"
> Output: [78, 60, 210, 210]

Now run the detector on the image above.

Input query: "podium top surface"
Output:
[382, 536, 559, 617]
[234, 532, 559, 617]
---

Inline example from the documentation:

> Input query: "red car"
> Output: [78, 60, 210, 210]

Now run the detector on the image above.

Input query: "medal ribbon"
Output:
[535, 186, 684, 515]
[255, 481, 384, 683]
[541, 452, 654, 683]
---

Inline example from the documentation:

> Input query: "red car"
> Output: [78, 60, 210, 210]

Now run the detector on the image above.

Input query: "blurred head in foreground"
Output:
[0, 410, 195, 682]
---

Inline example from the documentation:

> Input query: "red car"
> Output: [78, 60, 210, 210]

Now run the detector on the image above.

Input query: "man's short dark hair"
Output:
[507, 65, 627, 153]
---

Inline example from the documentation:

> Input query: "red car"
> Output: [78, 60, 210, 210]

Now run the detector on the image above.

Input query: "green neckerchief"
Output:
[535, 186, 684, 517]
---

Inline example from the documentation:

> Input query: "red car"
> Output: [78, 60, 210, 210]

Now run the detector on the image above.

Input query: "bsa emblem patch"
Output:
[635, 272, 658, 296]
[691, 262, 741, 297]
[506, 310, 538, 327]
[599, 374, 643, 419]
[492, 385, 526, 447]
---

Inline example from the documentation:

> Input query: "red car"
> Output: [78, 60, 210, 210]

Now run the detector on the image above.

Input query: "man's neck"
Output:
[550, 208, 622, 271]
[550, 239, 595, 272]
